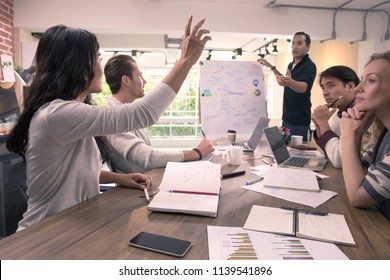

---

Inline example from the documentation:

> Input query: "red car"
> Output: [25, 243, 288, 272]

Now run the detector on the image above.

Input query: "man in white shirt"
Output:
[104, 54, 214, 173]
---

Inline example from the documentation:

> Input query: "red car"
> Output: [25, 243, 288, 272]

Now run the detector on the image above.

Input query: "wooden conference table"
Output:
[0, 140, 389, 260]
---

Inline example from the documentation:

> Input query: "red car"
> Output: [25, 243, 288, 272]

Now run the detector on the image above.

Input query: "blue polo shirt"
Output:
[282, 54, 316, 126]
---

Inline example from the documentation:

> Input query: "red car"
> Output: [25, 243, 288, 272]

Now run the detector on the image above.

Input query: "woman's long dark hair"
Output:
[6, 25, 110, 162]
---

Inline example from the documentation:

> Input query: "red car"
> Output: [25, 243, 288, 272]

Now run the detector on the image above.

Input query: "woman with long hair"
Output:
[7, 15, 211, 230]
[340, 50, 390, 221]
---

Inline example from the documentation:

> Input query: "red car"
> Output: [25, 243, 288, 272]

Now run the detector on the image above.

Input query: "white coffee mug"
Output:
[290, 135, 303, 146]
[223, 146, 243, 165]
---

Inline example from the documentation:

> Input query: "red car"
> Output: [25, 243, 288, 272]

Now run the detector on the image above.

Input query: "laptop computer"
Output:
[263, 126, 327, 172]
[232, 116, 270, 152]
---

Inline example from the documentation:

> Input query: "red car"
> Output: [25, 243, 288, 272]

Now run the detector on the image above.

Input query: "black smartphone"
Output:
[128, 232, 192, 257]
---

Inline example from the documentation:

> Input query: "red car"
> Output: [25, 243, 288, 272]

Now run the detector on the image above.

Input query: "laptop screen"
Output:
[247, 117, 269, 149]
[263, 126, 290, 164]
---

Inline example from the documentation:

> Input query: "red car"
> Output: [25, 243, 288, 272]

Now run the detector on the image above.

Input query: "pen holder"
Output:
[281, 126, 290, 145]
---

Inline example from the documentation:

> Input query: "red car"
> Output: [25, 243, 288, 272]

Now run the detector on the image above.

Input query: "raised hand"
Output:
[179, 15, 212, 66]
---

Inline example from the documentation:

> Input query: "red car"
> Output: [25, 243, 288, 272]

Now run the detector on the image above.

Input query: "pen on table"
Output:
[281, 206, 328, 216]
[261, 154, 273, 158]
[221, 170, 246, 179]
[261, 158, 272, 166]
[326, 95, 343, 108]
[246, 177, 264, 185]
[243, 156, 262, 161]
[168, 189, 219, 196]
[261, 154, 276, 162]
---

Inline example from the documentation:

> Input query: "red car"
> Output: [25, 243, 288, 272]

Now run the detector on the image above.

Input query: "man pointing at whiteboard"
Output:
[259, 31, 317, 142]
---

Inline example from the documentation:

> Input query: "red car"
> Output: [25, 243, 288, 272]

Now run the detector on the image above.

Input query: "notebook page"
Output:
[159, 161, 221, 193]
[297, 212, 356, 246]
[243, 205, 295, 236]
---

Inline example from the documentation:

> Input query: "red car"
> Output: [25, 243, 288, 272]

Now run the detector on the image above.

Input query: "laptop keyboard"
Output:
[232, 142, 251, 150]
[284, 157, 309, 167]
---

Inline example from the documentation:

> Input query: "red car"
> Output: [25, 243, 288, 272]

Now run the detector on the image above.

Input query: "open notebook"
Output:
[243, 205, 355, 246]
[148, 161, 221, 217]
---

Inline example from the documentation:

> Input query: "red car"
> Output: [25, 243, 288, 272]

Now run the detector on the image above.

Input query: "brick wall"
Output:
[0, 0, 14, 80]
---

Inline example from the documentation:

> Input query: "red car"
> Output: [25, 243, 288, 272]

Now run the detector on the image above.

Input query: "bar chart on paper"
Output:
[207, 226, 258, 260]
[272, 237, 314, 260]
[207, 226, 349, 260]
[225, 232, 258, 260]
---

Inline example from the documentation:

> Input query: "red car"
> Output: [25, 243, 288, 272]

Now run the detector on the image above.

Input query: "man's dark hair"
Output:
[294, 31, 311, 45]
[104, 54, 136, 94]
[319, 65, 360, 87]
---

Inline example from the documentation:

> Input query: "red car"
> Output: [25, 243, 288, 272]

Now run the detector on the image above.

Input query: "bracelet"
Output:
[270, 65, 276, 71]
[193, 148, 203, 160]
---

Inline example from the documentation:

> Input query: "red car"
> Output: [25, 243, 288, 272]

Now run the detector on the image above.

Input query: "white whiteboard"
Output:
[199, 60, 267, 135]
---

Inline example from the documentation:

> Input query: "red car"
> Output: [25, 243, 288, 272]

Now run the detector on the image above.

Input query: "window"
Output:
[92, 66, 203, 147]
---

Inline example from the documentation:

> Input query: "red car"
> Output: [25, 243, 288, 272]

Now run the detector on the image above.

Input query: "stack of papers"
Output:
[263, 167, 320, 192]
[242, 165, 337, 208]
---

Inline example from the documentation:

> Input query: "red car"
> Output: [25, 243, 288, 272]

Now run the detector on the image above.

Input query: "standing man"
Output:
[259, 31, 316, 141]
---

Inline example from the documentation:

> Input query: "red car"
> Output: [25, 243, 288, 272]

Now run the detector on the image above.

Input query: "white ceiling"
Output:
[15, 0, 390, 55]
[143, 0, 389, 52]
[164, 0, 390, 55]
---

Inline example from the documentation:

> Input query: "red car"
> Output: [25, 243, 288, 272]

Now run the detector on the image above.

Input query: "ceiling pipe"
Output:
[266, 0, 390, 41]
[351, 1, 390, 44]
[320, 0, 354, 43]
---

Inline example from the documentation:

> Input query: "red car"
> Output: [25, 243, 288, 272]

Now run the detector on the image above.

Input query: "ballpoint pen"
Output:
[281, 207, 328, 216]
[168, 189, 219, 196]
[261, 154, 274, 158]
[261, 158, 272, 166]
[246, 177, 263, 185]
[261, 154, 276, 162]
[243, 156, 262, 161]
[326, 95, 343, 108]
[138, 180, 150, 202]
[221, 170, 246, 179]
[143, 188, 150, 203]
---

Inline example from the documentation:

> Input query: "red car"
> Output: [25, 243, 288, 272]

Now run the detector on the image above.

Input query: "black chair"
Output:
[0, 156, 28, 237]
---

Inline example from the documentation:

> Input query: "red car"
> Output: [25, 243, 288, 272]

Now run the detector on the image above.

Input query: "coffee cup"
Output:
[223, 146, 243, 165]
[290, 135, 303, 146]
[227, 130, 236, 142]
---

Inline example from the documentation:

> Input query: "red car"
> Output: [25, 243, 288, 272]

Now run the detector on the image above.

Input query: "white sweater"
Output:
[106, 85, 184, 174]
[19, 82, 176, 230]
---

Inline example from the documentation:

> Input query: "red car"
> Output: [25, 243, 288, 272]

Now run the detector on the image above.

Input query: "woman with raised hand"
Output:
[7, 15, 211, 230]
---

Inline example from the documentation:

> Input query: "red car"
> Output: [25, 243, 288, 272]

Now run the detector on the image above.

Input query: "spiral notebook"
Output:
[148, 161, 221, 217]
[243, 205, 355, 246]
